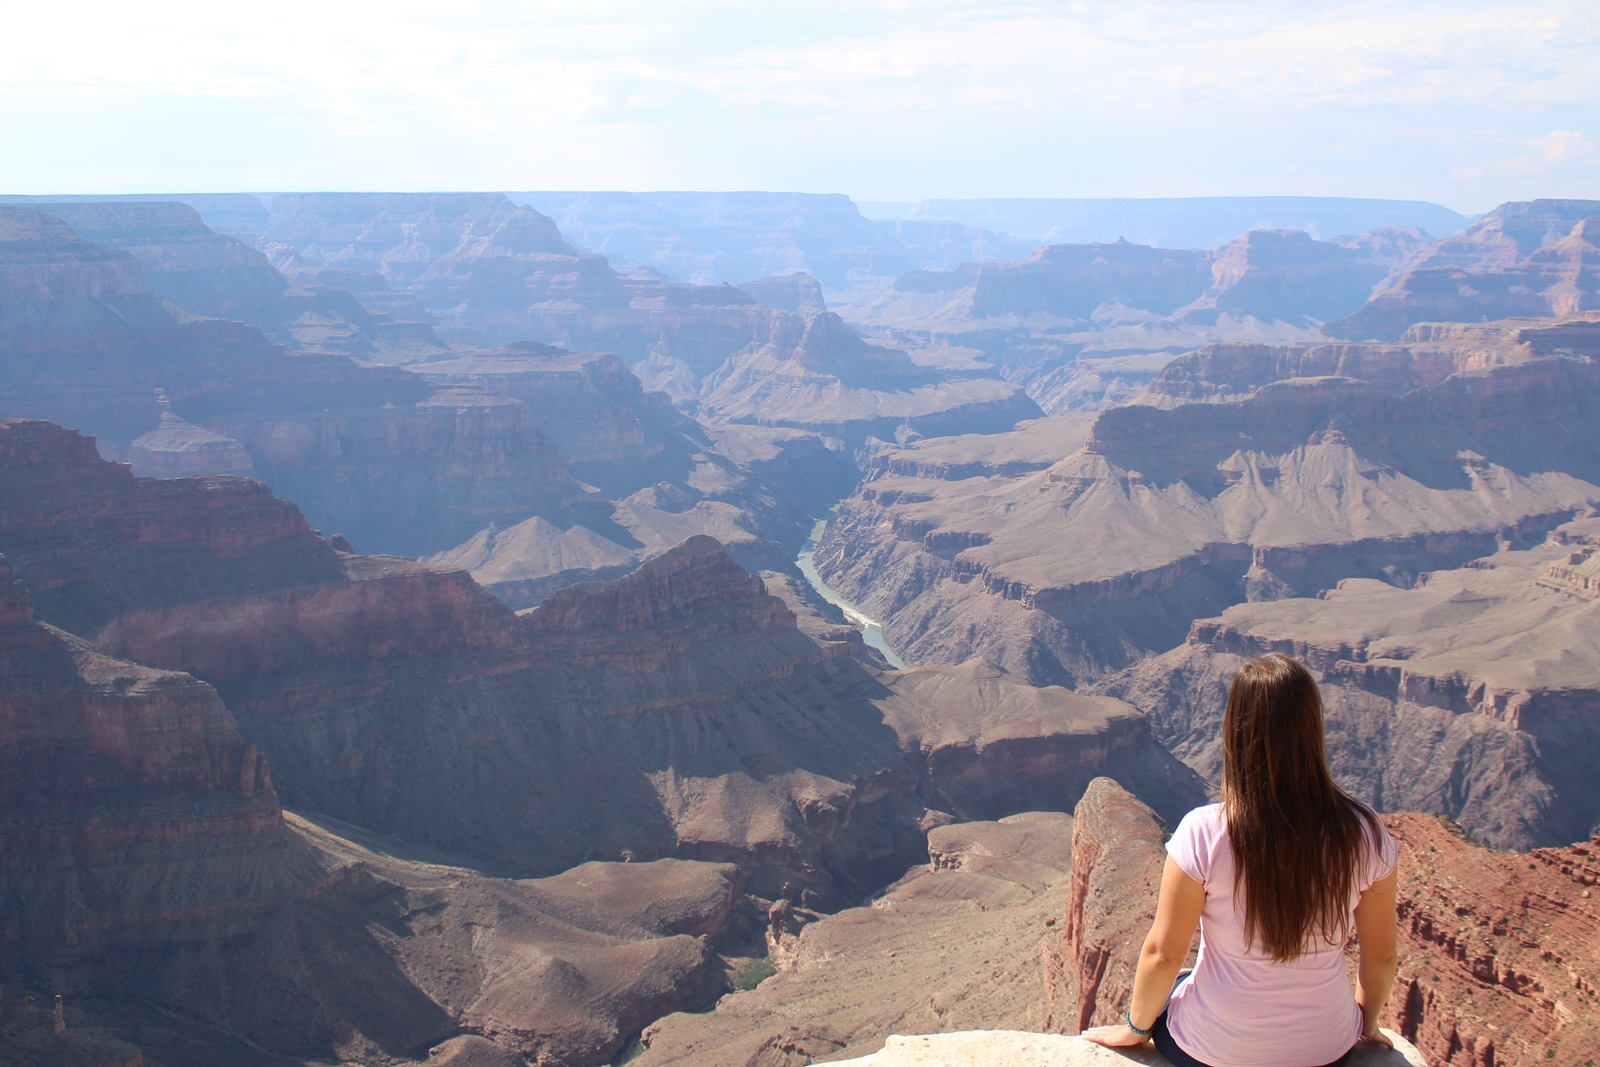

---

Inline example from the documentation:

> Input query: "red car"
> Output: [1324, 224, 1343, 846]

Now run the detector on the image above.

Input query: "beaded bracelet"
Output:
[1124, 1009, 1153, 1038]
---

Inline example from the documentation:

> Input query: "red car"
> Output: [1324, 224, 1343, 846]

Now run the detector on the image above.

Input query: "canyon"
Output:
[0, 415, 1203, 1065]
[4, 188, 1599, 1067]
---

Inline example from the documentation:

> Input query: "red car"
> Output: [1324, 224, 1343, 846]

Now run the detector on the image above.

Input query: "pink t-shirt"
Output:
[1164, 803, 1398, 1067]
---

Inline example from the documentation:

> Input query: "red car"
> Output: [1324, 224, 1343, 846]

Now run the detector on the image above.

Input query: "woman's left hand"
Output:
[1081, 1022, 1150, 1047]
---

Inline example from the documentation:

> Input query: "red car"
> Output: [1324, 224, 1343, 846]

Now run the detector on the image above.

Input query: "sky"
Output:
[1, 1, 1596, 212]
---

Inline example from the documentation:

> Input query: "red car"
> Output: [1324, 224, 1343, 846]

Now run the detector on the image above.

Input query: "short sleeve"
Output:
[1165, 805, 1219, 888]
[1360, 817, 1399, 891]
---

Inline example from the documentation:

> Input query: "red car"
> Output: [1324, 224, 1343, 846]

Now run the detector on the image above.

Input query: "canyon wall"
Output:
[814, 318, 1600, 689]
[1098, 517, 1600, 851]
[25, 200, 448, 361]
[1328, 201, 1600, 341]
[0, 207, 596, 557]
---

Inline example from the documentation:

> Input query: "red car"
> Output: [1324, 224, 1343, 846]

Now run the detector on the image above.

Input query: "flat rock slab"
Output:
[828, 1030, 1426, 1067]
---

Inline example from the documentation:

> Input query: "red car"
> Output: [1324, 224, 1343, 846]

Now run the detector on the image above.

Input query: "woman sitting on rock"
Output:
[1084, 652, 1398, 1067]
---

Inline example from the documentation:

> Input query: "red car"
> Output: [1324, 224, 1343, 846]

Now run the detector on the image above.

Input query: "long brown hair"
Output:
[1221, 653, 1382, 962]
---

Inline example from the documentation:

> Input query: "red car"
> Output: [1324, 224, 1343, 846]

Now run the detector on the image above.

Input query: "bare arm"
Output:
[1082, 855, 1205, 1046]
[1353, 866, 1399, 1045]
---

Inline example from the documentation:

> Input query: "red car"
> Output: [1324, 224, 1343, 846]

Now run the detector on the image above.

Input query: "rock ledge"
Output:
[829, 1029, 1425, 1066]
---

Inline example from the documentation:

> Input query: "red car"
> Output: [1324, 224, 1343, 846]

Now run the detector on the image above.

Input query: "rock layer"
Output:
[1328, 202, 1600, 341]
[1098, 517, 1600, 850]
[0, 209, 595, 557]
[814, 318, 1600, 689]
[24, 200, 448, 361]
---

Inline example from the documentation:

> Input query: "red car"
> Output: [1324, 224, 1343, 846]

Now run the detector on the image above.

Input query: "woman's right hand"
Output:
[1081, 1022, 1150, 1048]
[1358, 1024, 1394, 1049]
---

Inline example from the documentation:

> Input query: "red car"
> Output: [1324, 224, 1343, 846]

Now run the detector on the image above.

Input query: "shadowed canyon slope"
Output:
[0, 415, 1211, 1064]
[0, 205, 597, 557]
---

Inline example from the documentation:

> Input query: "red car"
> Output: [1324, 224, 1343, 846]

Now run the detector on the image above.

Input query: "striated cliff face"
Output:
[1328, 201, 1600, 341]
[0, 554, 308, 984]
[1042, 778, 1173, 1035]
[1097, 516, 1600, 851]
[840, 226, 1408, 416]
[814, 318, 1600, 689]
[0, 211, 597, 557]
[25, 200, 448, 362]
[698, 310, 1041, 445]
[1182, 228, 1389, 325]
[0, 418, 344, 634]
[1382, 814, 1600, 1067]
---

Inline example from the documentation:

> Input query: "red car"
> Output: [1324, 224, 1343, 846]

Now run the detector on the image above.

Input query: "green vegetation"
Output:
[732, 956, 777, 991]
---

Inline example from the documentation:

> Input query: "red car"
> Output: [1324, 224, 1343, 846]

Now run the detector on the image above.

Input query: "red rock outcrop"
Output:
[1382, 815, 1600, 1067]
[0, 418, 345, 633]
[0, 553, 309, 981]
[1043, 782, 1598, 1065]
[1042, 778, 1172, 1034]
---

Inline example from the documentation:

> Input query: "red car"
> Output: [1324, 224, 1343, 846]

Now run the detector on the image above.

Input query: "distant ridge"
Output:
[859, 195, 1475, 249]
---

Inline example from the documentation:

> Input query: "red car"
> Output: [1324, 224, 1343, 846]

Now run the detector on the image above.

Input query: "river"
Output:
[794, 518, 908, 670]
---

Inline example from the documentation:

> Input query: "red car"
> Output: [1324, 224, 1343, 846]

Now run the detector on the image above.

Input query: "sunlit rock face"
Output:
[1327, 201, 1600, 341]
[814, 316, 1600, 691]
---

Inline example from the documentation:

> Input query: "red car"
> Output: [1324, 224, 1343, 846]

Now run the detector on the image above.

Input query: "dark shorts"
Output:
[1151, 972, 1355, 1067]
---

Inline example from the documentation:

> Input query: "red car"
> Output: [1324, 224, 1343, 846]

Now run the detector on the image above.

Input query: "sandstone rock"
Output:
[698, 311, 1041, 446]
[0, 418, 344, 634]
[0, 553, 312, 982]
[739, 272, 829, 316]
[1044, 778, 1174, 1033]
[1178, 228, 1389, 325]
[1382, 814, 1600, 1067]
[122, 410, 253, 478]
[0, 993, 144, 1067]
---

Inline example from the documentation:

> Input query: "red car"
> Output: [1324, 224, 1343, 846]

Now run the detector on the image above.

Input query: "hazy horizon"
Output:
[4, 2, 1596, 214]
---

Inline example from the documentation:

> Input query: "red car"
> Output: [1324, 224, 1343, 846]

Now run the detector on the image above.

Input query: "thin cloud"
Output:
[0, 0, 1594, 207]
